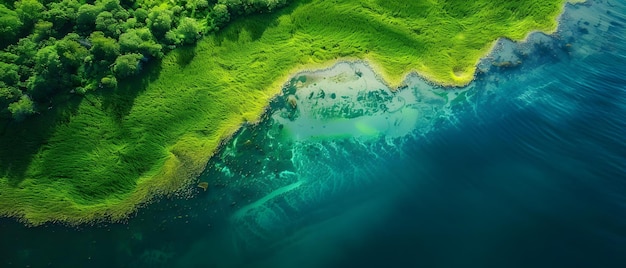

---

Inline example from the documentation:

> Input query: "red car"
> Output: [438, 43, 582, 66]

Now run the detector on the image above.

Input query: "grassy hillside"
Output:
[0, 0, 569, 225]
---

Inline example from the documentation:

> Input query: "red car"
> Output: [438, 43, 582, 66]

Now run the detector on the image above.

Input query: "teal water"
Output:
[2, 1, 626, 267]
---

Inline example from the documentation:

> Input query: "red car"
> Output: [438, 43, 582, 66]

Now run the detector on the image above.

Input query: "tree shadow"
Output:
[215, 0, 310, 45]
[0, 93, 82, 186]
[100, 59, 163, 123]
[174, 45, 197, 67]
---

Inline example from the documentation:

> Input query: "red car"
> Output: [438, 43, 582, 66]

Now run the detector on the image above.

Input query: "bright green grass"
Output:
[0, 0, 570, 225]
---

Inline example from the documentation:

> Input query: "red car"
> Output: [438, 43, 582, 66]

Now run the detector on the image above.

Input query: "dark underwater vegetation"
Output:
[1, 0, 626, 267]
[0, 0, 571, 223]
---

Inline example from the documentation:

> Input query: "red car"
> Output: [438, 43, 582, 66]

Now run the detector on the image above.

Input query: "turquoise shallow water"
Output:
[2, 0, 626, 267]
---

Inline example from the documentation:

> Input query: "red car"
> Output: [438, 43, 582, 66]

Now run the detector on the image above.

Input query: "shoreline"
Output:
[156, 0, 587, 218]
[267, 0, 587, 92]
[0, 0, 581, 226]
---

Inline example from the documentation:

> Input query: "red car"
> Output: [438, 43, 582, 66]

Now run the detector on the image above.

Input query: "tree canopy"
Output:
[0, 0, 292, 121]
[113, 53, 143, 78]
[0, 5, 22, 47]
[8, 94, 35, 121]
[14, 0, 44, 29]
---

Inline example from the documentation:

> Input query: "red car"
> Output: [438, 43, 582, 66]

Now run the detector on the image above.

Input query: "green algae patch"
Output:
[0, 0, 569, 225]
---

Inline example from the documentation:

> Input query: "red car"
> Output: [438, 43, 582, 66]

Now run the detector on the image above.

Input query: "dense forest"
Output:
[0, 0, 289, 121]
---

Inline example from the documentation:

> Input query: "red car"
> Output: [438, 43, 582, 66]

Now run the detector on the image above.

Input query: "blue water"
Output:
[2, 1, 626, 267]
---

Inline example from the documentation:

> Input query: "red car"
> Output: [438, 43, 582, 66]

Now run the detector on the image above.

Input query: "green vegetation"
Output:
[0, 0, 291, 121]
[1, 0, 569, 225]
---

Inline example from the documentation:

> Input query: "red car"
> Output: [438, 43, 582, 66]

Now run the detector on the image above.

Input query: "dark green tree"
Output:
[218, 0, 288, 15]
[76, 4, 100, 34]
[146, 8, 173, 38]
[0, 5, 23, 47]
[100, 75, 117, 89]
[14, 0, 44, 29]
[27, 45, 62, 99]
[112, 53, 142, 78]
[32, 20, 54, 41]
[121, 17, 137, 30]
[185, 0, 210, 18]
[119, 28, 163, 58]
[44, 0, 80, 34]
[169, 17, 201, 45]
[56, 33, 89, 69]
[90, 31, 120, 61]
[208, 3, 229, 31]
[97, 0, 122, 13]
[133, 8, 148, 24]
[10, 36, 37, 75]
[95, 11, 122, 37]
[33, 45, 61, 74]
[0, 61, 20, 85]
[8, 94, 35, 121]
[0, 82, 22, 110]
[95, 0, 129, 32]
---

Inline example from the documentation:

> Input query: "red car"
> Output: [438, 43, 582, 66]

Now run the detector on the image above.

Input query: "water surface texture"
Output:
[2, 1, 626, 267]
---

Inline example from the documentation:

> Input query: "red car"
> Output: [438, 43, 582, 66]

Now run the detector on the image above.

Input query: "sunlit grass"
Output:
[0, 0, 569, 225]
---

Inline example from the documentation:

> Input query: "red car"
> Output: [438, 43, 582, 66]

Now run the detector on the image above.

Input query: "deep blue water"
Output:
[2, 0, 626, 267]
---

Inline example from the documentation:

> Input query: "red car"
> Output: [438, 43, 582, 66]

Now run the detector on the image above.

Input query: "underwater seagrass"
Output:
[0, 0, 572, 225]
